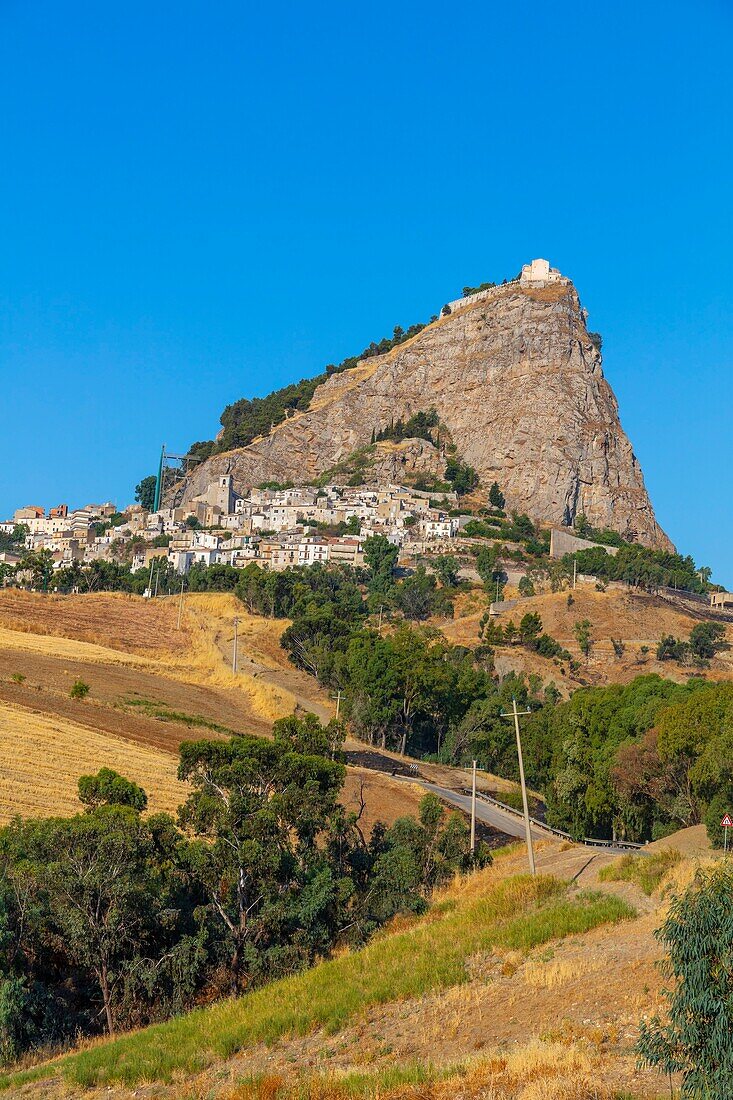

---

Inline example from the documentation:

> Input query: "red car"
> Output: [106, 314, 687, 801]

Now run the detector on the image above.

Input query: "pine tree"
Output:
[488, 481, 505, 510]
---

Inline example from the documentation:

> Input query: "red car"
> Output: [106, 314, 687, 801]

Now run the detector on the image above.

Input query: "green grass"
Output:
[0, 875, 635, 1092]
[598, 848, 681, 896]
[118, 696, 238, 736]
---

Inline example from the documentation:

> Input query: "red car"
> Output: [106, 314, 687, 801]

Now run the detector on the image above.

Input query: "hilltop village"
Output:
[2, 477, 479, 580]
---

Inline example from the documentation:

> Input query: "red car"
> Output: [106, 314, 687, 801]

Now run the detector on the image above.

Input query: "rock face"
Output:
[175, 278, 671, 549]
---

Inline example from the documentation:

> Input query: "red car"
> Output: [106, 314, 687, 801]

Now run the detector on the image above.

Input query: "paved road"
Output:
[410, 780, 551, 841]
[399, 777, 644, 854]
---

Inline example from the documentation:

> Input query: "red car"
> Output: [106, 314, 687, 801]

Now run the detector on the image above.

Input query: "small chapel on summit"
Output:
[519, 258, 566, 287]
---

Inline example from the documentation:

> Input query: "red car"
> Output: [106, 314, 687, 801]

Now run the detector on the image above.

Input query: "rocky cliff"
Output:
[174, 277, 671, 549]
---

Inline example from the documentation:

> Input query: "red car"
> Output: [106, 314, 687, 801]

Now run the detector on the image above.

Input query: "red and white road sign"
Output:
[721, 814, 733, 827]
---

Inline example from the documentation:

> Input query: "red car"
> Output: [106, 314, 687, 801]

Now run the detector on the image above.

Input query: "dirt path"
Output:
[212, 622, 334, 723]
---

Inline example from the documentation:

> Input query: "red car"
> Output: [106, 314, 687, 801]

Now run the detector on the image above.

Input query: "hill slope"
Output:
[443, 581, 733, 691]
[3, 839, 696, 1098]
[174, 276, 670, 548]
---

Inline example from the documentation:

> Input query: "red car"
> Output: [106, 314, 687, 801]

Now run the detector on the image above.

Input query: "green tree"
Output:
[363, 535, 399, 605]
[78, 768, 147, 812]
[476, 544, 507, 597]
[444, 459, 479, 496]
[363, 535, 399, 578]
[134, 475, 157, 511]
[19, 549, 54, 591]
[637, 865, 733, 1097]
[689, 621, 729, 662]
[518, 574, 535, 597]
[488, 482, 505, 510]
[519, 612, 543, 646]
[369, 795, 485, 919]
[396, 566, 439, 621]
[178, 735, 346, 989]
[433, 555, 460, 589]
[0, 524, 29, 555]
[657, 634, 688, 662]
[1, 806, 166, 1034]
[573, 513, 592, 538]
[272, 712, 345, 760]
[573, 618, 593, 658]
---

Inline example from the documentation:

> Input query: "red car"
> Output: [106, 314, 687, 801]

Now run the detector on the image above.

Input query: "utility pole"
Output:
[153, 565, 160, 598]
[470, 759, 477, 853]
[501, 697, 536, 875]
[177, 578, 185, 630]
[232, 617, 239, 674]
[147, 557, 155, 599]
[335, 689, 341, 719]
[573, 558, 577, 589]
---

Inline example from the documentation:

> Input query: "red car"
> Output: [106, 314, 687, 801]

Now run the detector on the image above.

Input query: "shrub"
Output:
[78, 768, 147, 812]
[69, 680, 90, 700]
[599, 849, 681, 895]
[573, 619, 593, 658]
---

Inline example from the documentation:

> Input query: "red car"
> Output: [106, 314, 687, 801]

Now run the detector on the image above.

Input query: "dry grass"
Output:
[177, 594, 299, 720]
[443, 582, 733, 689]
[0, 624, 150, 667]
[598, 848, 682, 895]
[0, 699, 186, 821]
[1, 872, 634, 1092]
[341, 768, 425, 834]
[218, 1041, 622, 1099]
[183, 593, 290, 670]
[0, 590, 186, 657]
[523, 955, 604, 990]
[0, 591, 301, 724]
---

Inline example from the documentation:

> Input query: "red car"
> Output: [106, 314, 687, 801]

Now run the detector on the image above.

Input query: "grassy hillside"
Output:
[3, 834, 706, 1098]
[1, 850, 639, 1096]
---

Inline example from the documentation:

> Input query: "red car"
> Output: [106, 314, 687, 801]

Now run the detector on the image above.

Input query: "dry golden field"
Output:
[0, 699, 186, 821]
[0, 591, 427, 830]
[0, 589, 187, 657]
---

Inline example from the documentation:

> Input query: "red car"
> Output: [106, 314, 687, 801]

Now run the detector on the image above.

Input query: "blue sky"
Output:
[1, 1, 731, 581]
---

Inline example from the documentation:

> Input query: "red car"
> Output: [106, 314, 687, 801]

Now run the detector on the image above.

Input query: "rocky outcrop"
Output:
[175, 278, 671, 549]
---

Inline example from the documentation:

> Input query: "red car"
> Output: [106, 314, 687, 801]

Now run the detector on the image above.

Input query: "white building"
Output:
[298, 537, 330, 566]
[519, 258, 566, 287]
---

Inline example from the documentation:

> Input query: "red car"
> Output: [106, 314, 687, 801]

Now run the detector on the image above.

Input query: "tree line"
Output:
[519, 675, 733, 845]
[0, 715, 483, 1064]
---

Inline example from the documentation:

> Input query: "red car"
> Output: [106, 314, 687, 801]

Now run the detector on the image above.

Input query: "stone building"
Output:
[519, 258, 566, 287]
